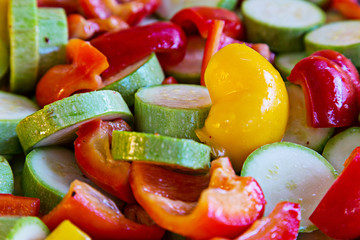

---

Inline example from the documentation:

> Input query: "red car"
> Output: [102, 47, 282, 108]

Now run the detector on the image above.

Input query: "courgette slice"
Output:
[16, 90, 133, 153]
[135, 84, 211, 141]
[0, 217, 49, 240]
[241, 142, 337, 232]
[274, 52, 307, 79]
[0, 155, 14, 194]
[241, 0, 325, 52]
[112, 131, 211, 171]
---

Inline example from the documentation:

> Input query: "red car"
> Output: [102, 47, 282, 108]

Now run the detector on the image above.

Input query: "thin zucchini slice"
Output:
[0, 217, 49, 240]
[274, 52, 307, 79]
[0, 155, 14, 194]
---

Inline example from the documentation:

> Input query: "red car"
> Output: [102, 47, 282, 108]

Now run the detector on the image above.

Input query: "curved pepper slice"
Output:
[91, 22, 187, 79]
[288, 50, 358, 128]
[130, 157, 266, 239]
[42, 180, 165, 240]
[79, 0, 160, 25]
[333, 0, 360, 19]
[0, 194, 40, 216]
[310, 147, 360, 239]
[171, 6, 244, 40]
[74, 119, 135, 203]
[36, 39, 108, 107]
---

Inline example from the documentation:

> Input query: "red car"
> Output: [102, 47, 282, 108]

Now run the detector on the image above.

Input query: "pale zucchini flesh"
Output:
[0, 217, 49, 240]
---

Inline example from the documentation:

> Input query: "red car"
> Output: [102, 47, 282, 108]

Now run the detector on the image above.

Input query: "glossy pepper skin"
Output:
[197, 44, 288, 172]
[130, 157, 266, 239]
[90, 22, 187, 79]
[42, 180, 165, 240]
[0, 194, 40, 216]
[74, 119, 135, 203]
[288, 50, 359, 128]
[36, 39, 108, 107]
[310, 147, 360, 239]
[333, 0, 360, 19]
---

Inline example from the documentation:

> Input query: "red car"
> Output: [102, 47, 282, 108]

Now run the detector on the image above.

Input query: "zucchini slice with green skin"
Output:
[102, 53, 165, 106]
[22, 146, 91, 214]
[322, 127, 360, 173]
[164, 36, 205, 84]
[37, 7, 68, 78]
[0, 91, 39, 155]
[112, 131, 211, 171]
[274, 52, 307, 79]
[282, 83, 334, 152]
[0, 217, 49, 240]
[156, 0, 237, 19]
[135, 84, 211, 141]
[305, 20, 360, 68]
[241, 142, 337, 232]
[8, 0, 39, 93]
[16, 90, 133, 153]
[241, 0, 325, 52]
[0, 156, 14, 194]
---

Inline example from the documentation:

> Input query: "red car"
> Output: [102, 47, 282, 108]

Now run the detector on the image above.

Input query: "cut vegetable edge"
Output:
[101, 53, 165, 106]
[0, 217, 49, 240]
[282, 83, 334, 152]
[241, 142, 338, 232]
[112, 131, 211, 172]
[0, 155, 14, 194]
[322, 127, 360, 173]
[22, 146, 91, 214]
[134, 84, 211, 141]
[8, 0, 39, 93]
[16, 90, 133, 153]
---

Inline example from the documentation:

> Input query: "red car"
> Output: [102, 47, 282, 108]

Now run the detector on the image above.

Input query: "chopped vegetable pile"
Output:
[1, 0, 360, 239]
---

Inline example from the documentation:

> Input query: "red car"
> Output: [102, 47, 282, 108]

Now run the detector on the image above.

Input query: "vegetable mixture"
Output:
[0, 0, 360, 239]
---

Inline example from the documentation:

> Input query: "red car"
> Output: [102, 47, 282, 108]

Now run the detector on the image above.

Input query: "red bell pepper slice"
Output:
[171, 6, 244, 40]
[0, 194, 40, 216]
[90, 22, 187, 79]
[288, 51, 358, 128]
[79, 0, 160, 25]
[68, 14, 129, 40]
[36, 39, 108, 107]
[333, 0, 360, 19]
[74, 119, 135, 203]
[42, 180, 165, 240]
[310, 146, 360, 239]
[37, 0, 80, 14]
[129, 157, 266, 239]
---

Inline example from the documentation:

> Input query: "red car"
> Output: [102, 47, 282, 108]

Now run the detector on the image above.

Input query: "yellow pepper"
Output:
[197, 43, 289, 172]
[45, 220, 91, 240]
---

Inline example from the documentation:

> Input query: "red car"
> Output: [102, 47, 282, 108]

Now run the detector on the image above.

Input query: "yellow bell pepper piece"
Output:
[45, 220, 91, 240]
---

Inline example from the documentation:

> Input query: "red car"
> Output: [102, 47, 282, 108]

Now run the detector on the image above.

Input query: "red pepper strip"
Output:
[162, 76, 178, 84]
[91, 22, 187, 79]
[200, 20, 225, 86]
[79, 0, 160, 25]
[130, 157, 266, 239]
[0, 194, 40, 216]
[37, 0, 80, 14]
[68, 14, 129, 40]
[35, 39, 108, 107]
[42, 180, 165, 240]
[311, 49, 360, 107]
[310, 147, 360, 239]
[288, 52, 358, 128]
[171, 6, 244, 40]
[74, 119, 135, 203]
[333, 0, 360, 19]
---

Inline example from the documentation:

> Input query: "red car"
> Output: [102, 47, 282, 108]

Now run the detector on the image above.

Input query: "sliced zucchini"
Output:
[0, 217, 49, 240]
[241, 0, 325, 52]
[0, 155, 14, 194]
[37, 7, 68, 78]
[305, 20, 360, 68]
[0, 91, 39, 155]
[274, 52, 307, 79]
[102, 53, 165, 106]
[282, 83, 334, 152]
[241, 142, 337, 232]
[16, 90, 133, 153]
[22, 146, 91, 213]
[0, 0, 9, 81]
[156, 0, 237, 19]
[8, 0, 39, 93]
[322, 127, 360, 173]
[112, 131, 211, 171]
